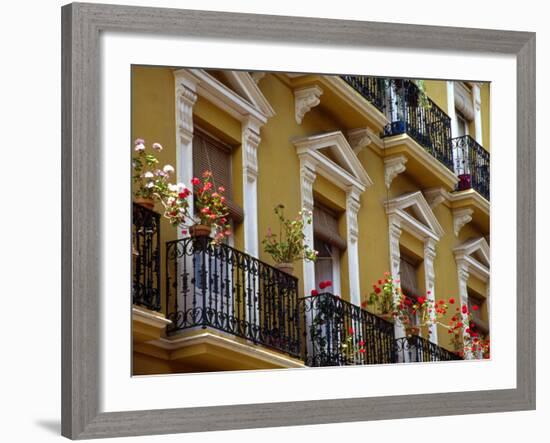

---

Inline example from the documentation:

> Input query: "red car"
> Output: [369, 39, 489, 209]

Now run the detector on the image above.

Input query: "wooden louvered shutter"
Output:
[313, 204, 346, 251]
[192, 128, 244, 223]
[399, 255, 419, 298]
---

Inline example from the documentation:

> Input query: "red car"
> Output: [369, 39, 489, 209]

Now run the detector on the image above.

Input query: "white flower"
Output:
[167, 197, 176, 205]
[143, 171, 154, 178]
[134, 143, 145, 152]
[176, 182, 187, 193]
[145, 182, 154, 188]
[163, 164, 175, 174]
[168, 184, 178, 192]
[152, 142, 163, 151]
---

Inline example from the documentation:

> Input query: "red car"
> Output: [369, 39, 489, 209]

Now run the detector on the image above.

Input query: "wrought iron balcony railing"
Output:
[132, 202, 161, 311]
[452, 135, 490, 200]
[340, 75, 388, 114]
[394, 335, 462, 362]
[165, 236, 302, 359]
[341, 76, 454, 171]
[301, 293, 396, 366]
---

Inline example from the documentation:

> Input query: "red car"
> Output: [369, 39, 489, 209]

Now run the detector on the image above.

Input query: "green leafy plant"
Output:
[262, 205, 318, 264]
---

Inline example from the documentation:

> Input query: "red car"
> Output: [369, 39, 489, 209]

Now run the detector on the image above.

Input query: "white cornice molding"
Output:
[384, 154, 408, 189]
[294, 85, 323, 124]
[385, 191, 445, 241]
[132, 306, 172, 329]
[347, 128, 374, 154]
[292, 131, 373, 190]
[453, 208, 474, 237]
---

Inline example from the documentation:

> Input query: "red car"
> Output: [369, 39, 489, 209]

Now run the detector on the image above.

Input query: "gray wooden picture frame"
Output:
[61, 2, 536, 439]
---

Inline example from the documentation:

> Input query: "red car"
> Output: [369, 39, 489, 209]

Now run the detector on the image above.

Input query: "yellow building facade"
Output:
[131, 66, 490, 375]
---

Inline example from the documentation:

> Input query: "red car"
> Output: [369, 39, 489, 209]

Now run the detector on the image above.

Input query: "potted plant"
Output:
[262, 204, 318, 275]
[132, 138, 174, 209]
[161, 170, 232, 244]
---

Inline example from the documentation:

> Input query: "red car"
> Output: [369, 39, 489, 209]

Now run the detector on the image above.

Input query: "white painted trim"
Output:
[222, 70, 276, 118]
[294, 131, 372, 303]
[385, 191, 445, 240]
[294, 85, 323, 124]
[293, 131, 373, 189]
[453, 208, 474, 237]
[472, 83, 483, 144]
[447, 81, 459, 138]
[174, 68, 268, 124]
[384, 154, 408, 189]
[385, 192, 444, 343]
[347, 128, 374, 154]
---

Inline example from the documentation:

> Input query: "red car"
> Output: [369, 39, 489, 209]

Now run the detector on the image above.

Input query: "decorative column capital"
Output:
[294, 85, 323, 124]
[347, 128, 373, 154]
[384, 154, 408, 189]
[299, 159, 317, 212]
[453, 208, 474, 237]
[175, 81, 198, 145]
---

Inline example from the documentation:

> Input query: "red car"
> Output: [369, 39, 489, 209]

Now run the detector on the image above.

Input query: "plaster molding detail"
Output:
[384, 154, 408, 189]
[299, 159, 317, 212]
[424, 187, 449, 209]
[347, 128, 373, 154]
[294, 85, 323, 124]
[242, 119, 261, 181]
[453, 208, 474, 236]
[346, 187, 361, 243]
[251, 71, 266, 83]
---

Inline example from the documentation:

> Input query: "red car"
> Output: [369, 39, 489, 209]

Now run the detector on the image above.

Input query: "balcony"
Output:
[452, 135, 490, 201]
[132, 206, 461, 369]
[395, 336, 462, 363]
[301, 292, 395, 366]
[132, 203, 161, 312]
[165, 236, 302, 360]
[301, 292, 460, 366]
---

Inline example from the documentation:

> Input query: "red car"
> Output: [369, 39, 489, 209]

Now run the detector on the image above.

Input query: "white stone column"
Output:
[457, 263, 473, 359]
[299, 159, 317, 296]
[346, 187, 361, 306]
[174, 72, 199, 223]
[447, 81, 458, 138]
[388, 216, 405, 338]
[423, 238, 438, 344]
[472, 83, 483, 144]
[242, 117, 261, 258]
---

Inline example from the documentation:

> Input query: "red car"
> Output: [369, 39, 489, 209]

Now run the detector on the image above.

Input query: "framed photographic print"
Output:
[61, 2, 535, 439]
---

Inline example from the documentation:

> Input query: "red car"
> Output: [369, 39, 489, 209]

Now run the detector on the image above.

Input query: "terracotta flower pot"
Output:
[190, 224, 211, 237]
[275, 262, 294, 276]
[134, 197, 155, 210]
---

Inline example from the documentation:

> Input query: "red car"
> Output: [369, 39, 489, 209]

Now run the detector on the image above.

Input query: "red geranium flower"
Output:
[417, 296, 426, 305]
[310, 289, 319, 296]
[348, 327, 354, 334]
[191, 177, 200, 186]
[472, 305, 479, 311]
[449, 297, 455, 304]
[359, 348, 366, 354]
[359, 340, 365, 346]
[374, 286, 381, 294]
[462, 305, 469, 314]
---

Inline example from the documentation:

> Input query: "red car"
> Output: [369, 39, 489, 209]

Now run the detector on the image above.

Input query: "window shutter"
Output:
[192, 128, 244, 223]
[399, 256, 419, 298]
[313, 204, 346, 251]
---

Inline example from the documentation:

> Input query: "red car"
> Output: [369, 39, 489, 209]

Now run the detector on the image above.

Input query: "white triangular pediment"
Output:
[221, 71, 276, 118]
[293, 131, 373, 190]
[386, 191, 445, 239]
[455, 237, 490, 267]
